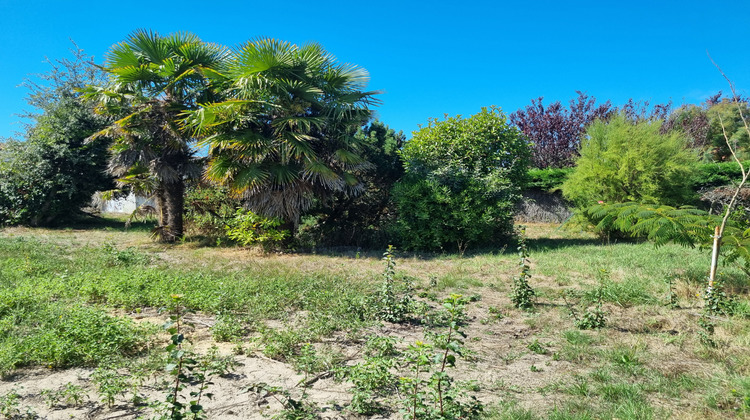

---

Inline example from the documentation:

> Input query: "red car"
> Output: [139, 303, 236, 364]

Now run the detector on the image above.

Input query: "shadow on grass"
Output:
[50, 213, 157, 233]
[526, 237, 604, 253]
[684, 266, 749, 294]
[294, 237, 604, 260]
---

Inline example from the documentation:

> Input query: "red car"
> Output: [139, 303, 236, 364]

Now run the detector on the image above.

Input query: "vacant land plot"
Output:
[0, 218, 748, 419]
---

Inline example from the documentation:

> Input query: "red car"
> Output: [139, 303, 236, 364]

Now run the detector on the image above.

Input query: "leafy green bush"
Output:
[693, 160, 750, 190]
[0, 48, 112, 226]
[394, 107, 530, 252]
[224, 209, 288, 250]
[562, 114, 698, 209]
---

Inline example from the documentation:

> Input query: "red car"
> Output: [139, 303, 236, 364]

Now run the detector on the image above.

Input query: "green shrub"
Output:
[692, 160, 750, 190]
[562, 114, 698, 209]
[526, 167, 574, 191]
[224, 209, 288, 250]
[305, 121, 405, 248]
[0, 49, 112, 227]
[394, 107, 530, 252]
[184, 183, 239, 242]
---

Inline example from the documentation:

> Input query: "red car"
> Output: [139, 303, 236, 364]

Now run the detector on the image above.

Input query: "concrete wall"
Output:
[100, 193, 153, 214]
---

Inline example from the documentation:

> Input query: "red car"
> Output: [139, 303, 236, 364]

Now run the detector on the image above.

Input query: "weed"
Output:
[92, 360, 129, 407]
[293, 343, 321, 381]
[364, 335, 398, 358]
[41, 382, 87, 408]
[341, 356, 396, 415]
[487, 306, 505, 320]
[565, 376, 592, 397]
[665, 274, 679, 308]
[262, 328, 308, 361]
[607, 346, 644, 376]
[559, 330, 595, 362]
[483, 401, 539, 420]
[399, 294, 483, 419]
[210, 314, 246, 342]
[154, 294, 228, 420]
[0, 388, 21, 418]
[564, 278, 608, 330]
[697, 278, 737, 347]
[102, 242, 151, 267]
[510, 226, 536, 310]
[374, 246, 414, 323]
[246, 383, 319, 419]
[527, 339, 548, 355]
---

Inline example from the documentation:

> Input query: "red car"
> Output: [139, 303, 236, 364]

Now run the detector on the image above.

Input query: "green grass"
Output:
[0, 219, 748, 419]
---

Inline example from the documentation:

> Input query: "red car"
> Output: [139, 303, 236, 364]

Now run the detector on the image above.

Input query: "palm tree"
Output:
[185, 39, 379, 226]
[85, 29, 228, 241]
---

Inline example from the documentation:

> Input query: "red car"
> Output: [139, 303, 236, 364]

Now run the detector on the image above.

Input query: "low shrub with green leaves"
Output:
[184, 183, 239, 242]
[224, 209, 288, 250]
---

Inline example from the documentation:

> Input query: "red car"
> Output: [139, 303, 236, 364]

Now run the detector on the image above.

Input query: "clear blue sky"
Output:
[1, 0, 749, 140]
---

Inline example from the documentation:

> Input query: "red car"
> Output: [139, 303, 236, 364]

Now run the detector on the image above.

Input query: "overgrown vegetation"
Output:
[1, 28, 750, 420]
[0, 46, 112, 226]
[0, 220, 747, 418]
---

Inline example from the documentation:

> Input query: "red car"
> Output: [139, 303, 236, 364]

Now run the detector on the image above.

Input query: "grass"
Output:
[0, 219, 748, 418]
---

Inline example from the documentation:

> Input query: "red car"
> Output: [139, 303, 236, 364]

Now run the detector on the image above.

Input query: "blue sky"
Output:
[1, 0, 749, 139]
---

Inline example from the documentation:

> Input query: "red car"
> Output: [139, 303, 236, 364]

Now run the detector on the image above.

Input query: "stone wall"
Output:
[516, 189, 573, 223]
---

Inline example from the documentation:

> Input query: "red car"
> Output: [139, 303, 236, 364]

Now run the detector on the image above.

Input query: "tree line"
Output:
[2, 29, 748, 252]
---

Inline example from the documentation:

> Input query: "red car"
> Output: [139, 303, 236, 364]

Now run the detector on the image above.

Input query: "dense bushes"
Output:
[302, 122, 405, 248]
[394, 107, 530, 252]
[0, 50, 112, 226]
[561, 114, 698, 208]
[184, 183, 288, 249]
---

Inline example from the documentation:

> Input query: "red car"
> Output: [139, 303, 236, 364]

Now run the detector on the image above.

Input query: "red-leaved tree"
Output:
[510, 91, 613, 169]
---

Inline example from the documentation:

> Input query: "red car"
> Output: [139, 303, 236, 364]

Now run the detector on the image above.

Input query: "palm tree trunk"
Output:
[164, 181, 185, 242]
[155, 189, 168, 227]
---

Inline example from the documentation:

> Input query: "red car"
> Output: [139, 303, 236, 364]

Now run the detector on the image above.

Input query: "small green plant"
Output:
[155, 294, 226, 420]
[294, 343, 321, 383]
[41, 382, 87, 408]
[0, 388, 21, 418]
[527, 340, 548, 355]
[336, 335, 399, 414]
[0, 387, 36, 419]
[92, 360, 129, 407]
[246, 383, 319, 419]
[665, 274, 680, 309]
[399, 294, 483, 419]
[342, 355, 396, 415]
[364, 335, 398, 358]
[102, 242, 151, 267]
[696, 278, 736, 348]
[563, 280, 608, 331]
[210, 314, 245, 342]
[702, 277, 736, 316]
[510, 226, 535, 310]
[373, 246, 414, 323]
[487, 306, 505, 320]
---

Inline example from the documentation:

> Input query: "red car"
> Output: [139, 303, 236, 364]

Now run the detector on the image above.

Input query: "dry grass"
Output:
[0, 218, 748, 419]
